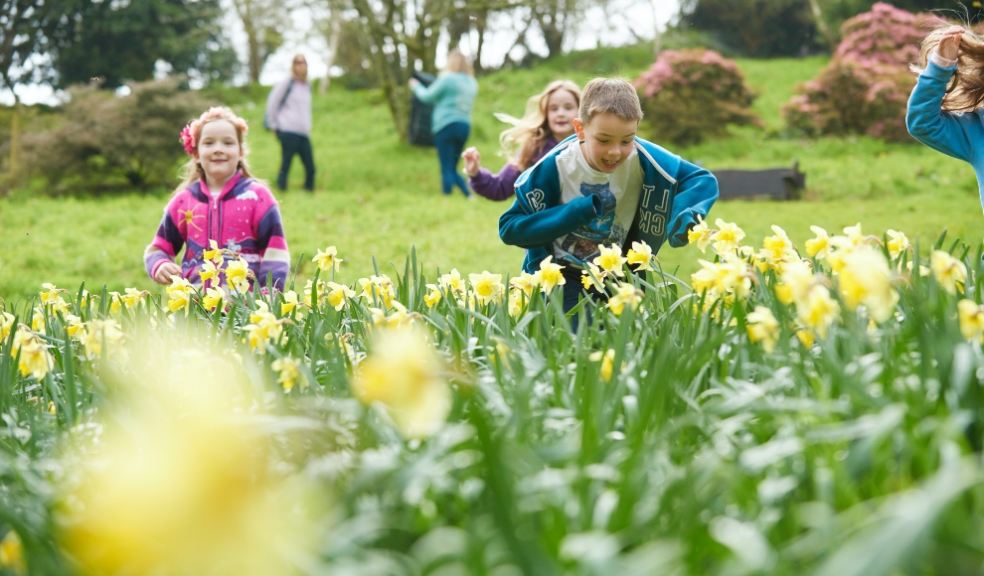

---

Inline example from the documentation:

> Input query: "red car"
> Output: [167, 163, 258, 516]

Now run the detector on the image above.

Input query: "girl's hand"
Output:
[153, 262, 181, 285]
[939, 26, 964, 61]
[408, 77, 420, 89]
[461, 147, 481, 177]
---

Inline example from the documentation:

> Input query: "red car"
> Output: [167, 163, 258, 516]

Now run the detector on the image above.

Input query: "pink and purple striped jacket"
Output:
[144, 172, 291, 290]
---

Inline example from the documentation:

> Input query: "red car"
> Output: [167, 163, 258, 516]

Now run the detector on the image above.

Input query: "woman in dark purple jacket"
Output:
[462, 80, 581, 201]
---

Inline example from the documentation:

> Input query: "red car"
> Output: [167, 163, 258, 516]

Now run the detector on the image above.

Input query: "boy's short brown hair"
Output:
[579, 77, 643, 124]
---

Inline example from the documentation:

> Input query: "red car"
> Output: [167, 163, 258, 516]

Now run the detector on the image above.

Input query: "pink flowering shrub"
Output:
[783, 2, 940, 141]
[634, 49, 759, 145]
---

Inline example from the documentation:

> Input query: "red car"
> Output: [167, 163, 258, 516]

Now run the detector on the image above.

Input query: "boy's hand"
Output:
[153, 262, 181, 285]
[939, 26, 964, 61]
[461, 147, 481, 177]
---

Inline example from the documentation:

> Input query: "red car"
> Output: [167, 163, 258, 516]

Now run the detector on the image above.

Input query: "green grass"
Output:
[0, 47, 981, 302]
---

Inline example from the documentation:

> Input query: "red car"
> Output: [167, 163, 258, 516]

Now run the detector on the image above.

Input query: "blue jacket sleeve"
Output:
[499, 194, 599, 248]
[667, 158, 719, 247]
[411, 76, 446, 104]
[906, 60, 976, 162]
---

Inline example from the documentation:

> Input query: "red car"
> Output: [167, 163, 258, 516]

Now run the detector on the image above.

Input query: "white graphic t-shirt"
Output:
[551, 141, 642, 267]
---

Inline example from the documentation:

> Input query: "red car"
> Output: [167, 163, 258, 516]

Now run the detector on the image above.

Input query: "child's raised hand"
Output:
[938, 26, 965, 61]
[153, 262, 181, 285]
[461, 147, 481, 177]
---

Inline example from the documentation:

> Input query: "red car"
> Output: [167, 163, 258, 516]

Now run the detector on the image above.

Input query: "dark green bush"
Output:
[22, 78, 209, 195]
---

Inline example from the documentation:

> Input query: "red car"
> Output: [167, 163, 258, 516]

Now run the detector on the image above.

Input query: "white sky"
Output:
[2, 0, 680, 104]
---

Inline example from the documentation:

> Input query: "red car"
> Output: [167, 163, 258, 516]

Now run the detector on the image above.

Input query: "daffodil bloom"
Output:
[712, 218, 746, 257]
[244, 302, 284, 353]
[122, 287, 148, 310]
[805, 225, 830, 260]
[607, 283, 641, 316]
[688, 216, 712, 253]
[165, 277, 194, 314]
[30, 306, 46, 334]
[303, 279, 329, 307]
[12, 327, 53, 380]
[79, 319, 125, 360]
[746, 306, 780, 353]
[0, 530, 23, 573]
[797, 285, 839, 339]
[199, 259, 220, 286]
[272, 357, 303, 392]
[626, 241, 654, 271]
[593, 244, 626, 277]
[837, 246, 898, 323]
[63, 313, 84, 339]
[795, 328, 816, 348]
[280, 290, 300, 316]
[438, 269, 466, 298]
[351, 325, 450, 439]
[325, 282, 355, 311]
[535, 257, 565, 292]
[509, 272, 540, 296]
[507, 289, 525, 318]
[885, 229, 910, 260]
[0, 312, 15, 342]
[39, 283, 70, 314]
[202, 286, 227, 313]
[312, 246, 343, 273]
[358, 275, 395, 308]
[225, 258, 252, 294]
[423, 284, 443, 308]
[930, 250, 967, 295]
[202, 239, 223, 264]
[469, 271, 505, 305]
[777, 259, 813, 305]
[581, 263, 606, 292]
[589, 349, 616, 382]
[957, 299, 984, 342]
[758, 225, 797, 271]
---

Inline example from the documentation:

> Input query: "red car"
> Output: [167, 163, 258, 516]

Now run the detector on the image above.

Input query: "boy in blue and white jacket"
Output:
[907, 24, 984, 212]
[499, 77, 719, 311]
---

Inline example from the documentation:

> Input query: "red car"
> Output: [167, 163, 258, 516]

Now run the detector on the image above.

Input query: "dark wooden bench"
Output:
[712, 163, 805, 201]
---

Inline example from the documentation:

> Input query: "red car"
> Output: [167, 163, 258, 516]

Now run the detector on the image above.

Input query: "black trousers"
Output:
[276, 131, 315, 191]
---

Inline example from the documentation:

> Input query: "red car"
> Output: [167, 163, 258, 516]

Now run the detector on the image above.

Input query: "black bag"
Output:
[408, 71, 435, 147]
[264, 80, 294, 131]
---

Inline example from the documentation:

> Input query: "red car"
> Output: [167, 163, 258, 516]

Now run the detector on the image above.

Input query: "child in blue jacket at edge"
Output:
[907, 24, 984, 213]
[499, 77, 719, 316]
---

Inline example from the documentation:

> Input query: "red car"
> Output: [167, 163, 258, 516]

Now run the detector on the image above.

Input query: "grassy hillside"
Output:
[0, 45, 980, 301]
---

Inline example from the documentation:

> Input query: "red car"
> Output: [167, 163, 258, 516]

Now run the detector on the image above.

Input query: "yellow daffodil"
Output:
[581, 263, 606, 292]
[202, 286, 227, 313]
[797, 285, 840, 339]
[0, 311, 15, 342]
[777, 259, 813, 305]
[746, 306, 780, 353]
[958, 299, 984, 342]
[199, 259, 220, 286]
[758, 225, 797, 271]
[244, 301, 283, 353]
[607, 283, 641, 316]
[469, 271, 505, 305]
[39, 283, 69, 314]
[712, 218, 746, 257]
[12, 327, 53, 380]
[303, 279, 329, 307]
[688, 216, 712, 253]
[325, 282, 355, 311]
[885, 229, 910, 260]
[626, 240, 654, 271]
[438, 269, 466, 298]
[509, 272, 539, 297]
[224, 258, 252, 294]
[31, 306, 45, 334]
[507, 289, 525, 318]
[805, 225, 830, 260]
[930, 250, 967, 295]
[535, 257, 565, 293]
[351, 325, 451, 439]
[165, 276, 194, 314]
[423, 284, 443, 308]
[0, 530, 23, 574]
[202, 239, 223, 264]
[837, 246, 898, 323]
[795, 328, 816, 348]
[589, 349, 616, 382]
[280, 290, 300, 316]
[272, 357, 304, 392]
[593, 244, 626, 277]
[358, 275, 395, 308]
[312, 245, 343, 273]
[79, 319, 125, 361]
[121, 287, 147, 310]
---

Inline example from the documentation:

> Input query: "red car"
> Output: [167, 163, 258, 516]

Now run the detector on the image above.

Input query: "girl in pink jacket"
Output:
[144, 106, 291, 290]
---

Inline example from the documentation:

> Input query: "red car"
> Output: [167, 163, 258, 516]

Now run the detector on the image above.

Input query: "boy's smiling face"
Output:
[573, 112, 638, 173]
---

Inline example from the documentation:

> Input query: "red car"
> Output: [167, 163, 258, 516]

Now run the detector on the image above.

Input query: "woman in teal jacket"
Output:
[410, 50, 478, 198]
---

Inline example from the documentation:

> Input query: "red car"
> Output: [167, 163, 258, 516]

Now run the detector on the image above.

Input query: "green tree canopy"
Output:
[45, 0, 237, 89]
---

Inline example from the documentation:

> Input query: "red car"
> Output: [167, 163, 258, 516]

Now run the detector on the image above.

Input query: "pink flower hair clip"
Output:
[179, 123, 196, 156]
